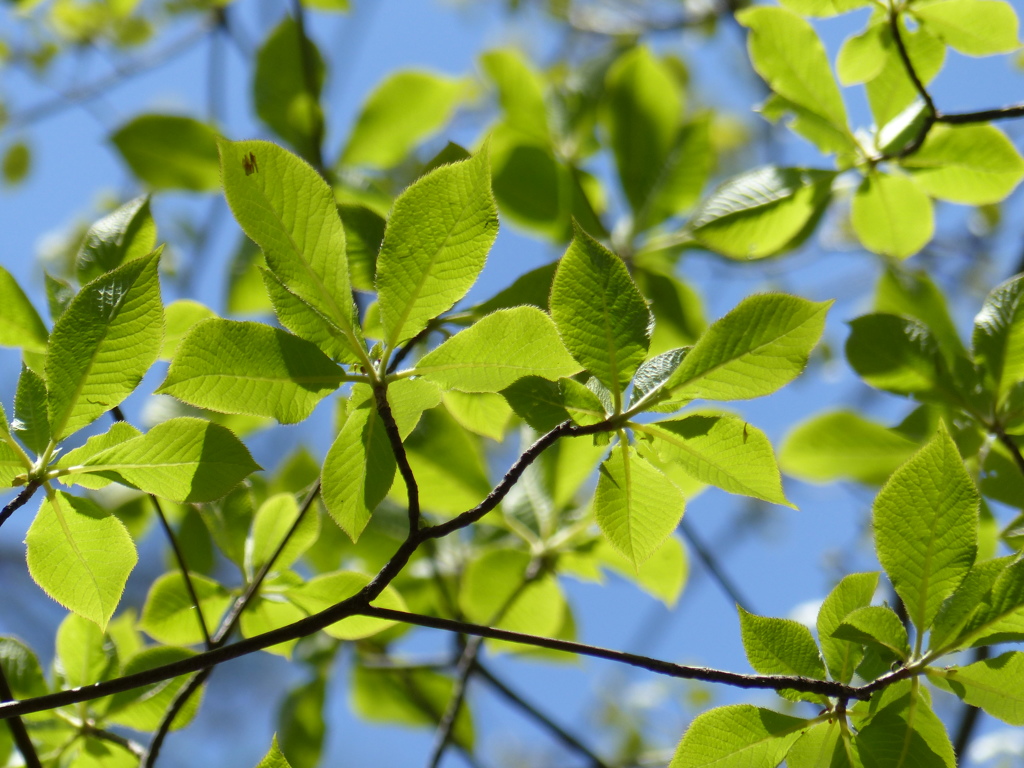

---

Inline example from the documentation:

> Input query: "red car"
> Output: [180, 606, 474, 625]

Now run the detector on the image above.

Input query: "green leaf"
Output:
[663, 294, 829, 401]
[738, 7, 848, 133]
[817, 572, 879, 684]
[943, 558, 1024, 649]
[277, 679, 325, 768]
[873, 424, 978, 632]
[688, 166, 834, 260]
[833, 605, 910, 660]
[110, 114, 220, 191]
[913, 0, 1020, 56]
[780, 411, 918, 484]
[138, 572, 231, 646]
[851, 172, 933, 259]
[106, 647, 202, 731]
[846, 314, 947, 397]
[75, 417, 260, 502]
[634, 260, 707, 355]
[901, 124, 1024, 204]
[45, 272, 76, 324]
[321, 401, 395, 541]
[261, 268, 359, 364]
[254, 18, 324, 161]
[501, 376, 572, 433]
[26, 491, 137, 629]
[459, 549, 566, 638]
[2, 140, 31, 185]
[837, 22, 890, 85]
[46, 252, 163, 441]
[875, 266, 965, 361]
[595, 443, 685, 569]
[355, 379, 441, 440]
[160, 299, 216, 361]
[778, 0, 870, 16]
[414, 306, 580, 392]
[341, 71, 465, 169]
[339, 203, 385, 292]
[786, 722, 846, 768]
[601, 45, 683, 216]
[53, 422, 141, 491]
[219, 138, 363, 357]
[76, 195, 157, 284]
[377, 149, 498, 348]
[931, 651, 1024, 724]
[0, 637, 48, 699]
[255, 736, 293, 768]
[973, 275, 1024, 401]
[248, 492, 320, 573]
[640, 413, 791, 506]
[13, 363, 49, 455]
[561, 378, 611, 425]
[854, 694, 955, 768]
[471, 262, 556, 317]
[592, 535, 688, 607]
[158, 319, 344, 424]
[0, 266, 48, 353]
[867, 23, 946, 129]
[670, 704, 808, 768]
[286, 571, 406, 640]
[442, 391, 512, 441]
[645, 117, 715, 226]
[55, 612, 117, 689]
[549, 227, 651, 409]
[738, 607, 827, 702]
[481, 48, 550, 144]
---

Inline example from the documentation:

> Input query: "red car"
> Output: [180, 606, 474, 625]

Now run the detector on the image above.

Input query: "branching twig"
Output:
[0, 663, 42, 768]
[475, 662, 611, 768]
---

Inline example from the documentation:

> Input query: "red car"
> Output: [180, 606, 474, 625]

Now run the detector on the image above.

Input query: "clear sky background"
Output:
[2, 1, 1024, 766]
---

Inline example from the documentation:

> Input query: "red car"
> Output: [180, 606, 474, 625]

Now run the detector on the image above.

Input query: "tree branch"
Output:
[0, 663, 42, 768]
[678, 519, 752, 612]
[374, 384, 421, 533]
[0, 481, 40, 530]
[474, 662, 611, 768]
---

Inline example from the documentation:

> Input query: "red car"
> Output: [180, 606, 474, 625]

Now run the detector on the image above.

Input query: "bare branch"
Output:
[0, 481, 40, 530]
[0, 663, 42, 768]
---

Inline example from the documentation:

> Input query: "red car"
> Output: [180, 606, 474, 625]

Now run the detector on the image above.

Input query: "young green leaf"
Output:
[639, 413, 792, 506]
[158, 319, 345, 424]
[261, 268, 359, 364]
[376, 150, 498, 348]
[459, 549, 566, 638]
[601, 45, 682, 217]
[928, 556, 1014, 653]
[670, 704, 808, 768]
[778, 0, 870, 17]
[480, 48, 550, 144]
[0, 637, 48, 699]
[973, 275, 1024, 401]
[550, 227, 651, 409]
[688, 167, 835, 260]
[277, 678, 325, 768]
[248, 492, 320, 573]
[77, 417, 261, 503]
[339, 203, 386, 292]
[321, 402, 395, 541]
[854, 693, 956, 768]
[595, 443, 685, 569]
[901, 124, 1024, 205]
[471, 262, 556, 317]
[837, 22, 889, 85]
[851, 172, 934, 259]
[76, 195, 157, 284]
[105, 646, 203, 731]
[442, 391, 512, 441]
[160, 299, 216, 361]
[110, 115, 220, 191]
[634, 261, 706, 354]
[833, 605, 911, 661]
[912, 0, 1020, 57]
[55, 612, 117, 689]
[846, 314, 947, 397]
[875, 267, 965, 361]
[930, 651, 1024, 725]
[414, 306, 580, 392]
[26, 491, 137, 629]
[873, 424, 978, 633]
[592, 535, 688, 607]
[253, 18, 324, 161]
[501, 376, 572, 432]
[663, 294, 829, 402]
[13, 363, 49, 455]
[46, 252, 163, 441]
[54, 422, 141, 490]
[738, 607, 828, 703]
[285, 571, 406, 640]
[780, 411, 918, 485]
[218, 139, 364, 360]
[0, 267, 48, 353]
[341, 71, 466, 170]
[817, 572, 878, 684]
[138, 572, 232, 646]
[945, 558, 1024, 650]
[738, 7, 848, 134]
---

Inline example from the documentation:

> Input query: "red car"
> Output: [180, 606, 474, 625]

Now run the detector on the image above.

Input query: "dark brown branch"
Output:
[359, 607, 868, 700]
[938, 104, 1024, 124]
[474, 662, 611, 768]
[0, 481, 39, 529]
[374, 385, 421, 533]
[0, 663, 42, 768]
[678, 519, 751, 612]
[995, 428, 1024, 478]
[885, 8, 937, 158]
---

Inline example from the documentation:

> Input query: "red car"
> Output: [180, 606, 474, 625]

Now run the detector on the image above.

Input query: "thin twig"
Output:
[678, 519, 751, 612]
[938, 105, 1024, 124]
[995, 428, 1024, 478]
[140, 481, 322, 768]
[886, 7, 937, 158]
[374, 385, 421, 533]
[0, 663, 42, 768]
[475, 662, 611, 768]
[0, 481, 40, 530]
[6, 24, 212, 130]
